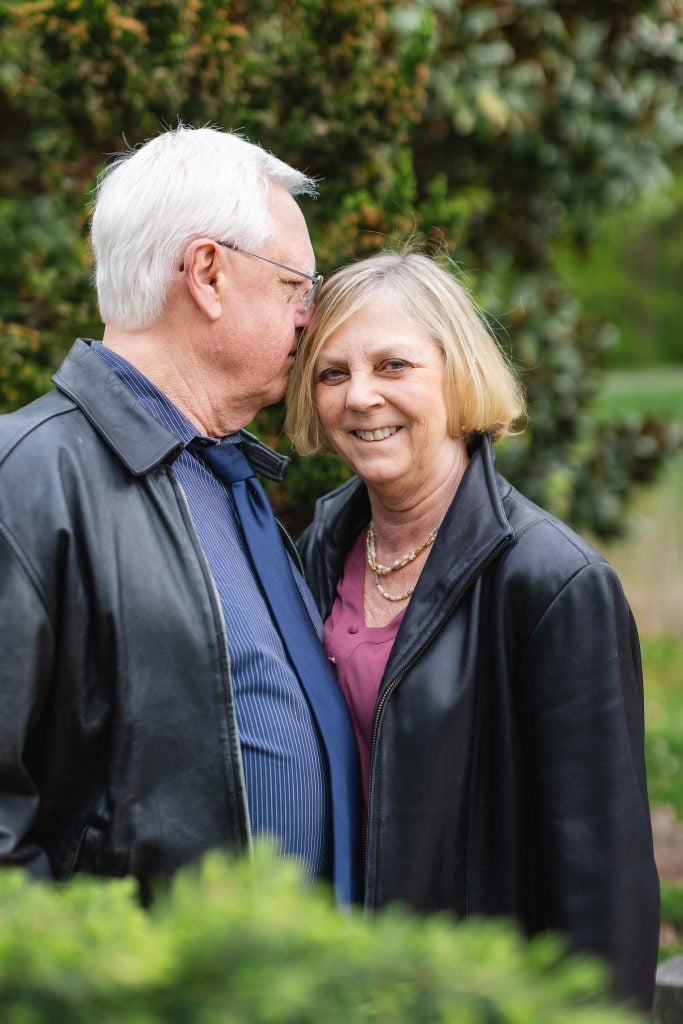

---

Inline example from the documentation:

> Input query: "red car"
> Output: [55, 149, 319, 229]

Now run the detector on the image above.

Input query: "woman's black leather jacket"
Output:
[299, 435, 659, 1009]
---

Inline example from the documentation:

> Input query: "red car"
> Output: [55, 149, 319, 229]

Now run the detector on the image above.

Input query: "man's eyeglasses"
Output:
[217, 241, 323, 310]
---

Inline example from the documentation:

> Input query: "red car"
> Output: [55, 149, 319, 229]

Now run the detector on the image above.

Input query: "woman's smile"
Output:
[352, 426, 402, 442]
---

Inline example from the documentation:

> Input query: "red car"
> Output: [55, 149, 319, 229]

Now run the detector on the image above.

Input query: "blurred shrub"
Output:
[1, 0, 682, 535]
[0, 844, 644, 1023]
[641, 635, 683, 958]
[644, 634, 683, 819]
[660, 880, 683, 961]
[0, 320, 60, 410]
[556, 165, 683, 369]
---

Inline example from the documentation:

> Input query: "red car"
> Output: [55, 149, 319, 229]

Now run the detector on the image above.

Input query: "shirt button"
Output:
[348, 624, 359, 634]
[328, 655, 336, 664]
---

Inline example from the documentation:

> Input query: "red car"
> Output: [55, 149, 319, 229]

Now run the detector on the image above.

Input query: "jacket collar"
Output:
[53, 339, 290, 481]
[310, 435, 515, 686]
[383, 435, 514, 685]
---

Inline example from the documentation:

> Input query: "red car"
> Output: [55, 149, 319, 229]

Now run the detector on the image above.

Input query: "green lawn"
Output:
[590, 365, 683, 422]
[643, 635, 683, 819]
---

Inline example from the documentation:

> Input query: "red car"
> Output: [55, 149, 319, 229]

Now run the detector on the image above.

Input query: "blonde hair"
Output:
[286, 250, 525, 454]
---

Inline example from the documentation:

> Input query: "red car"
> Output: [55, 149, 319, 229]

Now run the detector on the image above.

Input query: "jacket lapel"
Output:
[305, 437, 514, 694]
[382, 439, 514, 689]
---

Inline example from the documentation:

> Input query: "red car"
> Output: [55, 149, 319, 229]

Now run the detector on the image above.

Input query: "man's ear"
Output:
[182, 240, 225, 321]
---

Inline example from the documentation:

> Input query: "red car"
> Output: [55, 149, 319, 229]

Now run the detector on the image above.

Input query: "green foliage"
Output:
[644, 635, 683, 820]
[572, 371, 683, 535]
[0, 320, 61, 410]
[413, 0, 682, 264]
[660, 881, 683, 960]
[556, 168, 683, 369]
[491, 286, 683, 536]
[642, 634, 683, 960]
[0, 0, 682, 534]
[0, 845, 644, 1023]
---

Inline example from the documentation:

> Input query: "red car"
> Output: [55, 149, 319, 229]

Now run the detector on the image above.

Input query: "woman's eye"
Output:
[382, 359, 408, 372]
[318, 367, 346, 383]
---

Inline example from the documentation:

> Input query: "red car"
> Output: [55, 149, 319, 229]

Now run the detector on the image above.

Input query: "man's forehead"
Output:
[267, 190, 316, 270]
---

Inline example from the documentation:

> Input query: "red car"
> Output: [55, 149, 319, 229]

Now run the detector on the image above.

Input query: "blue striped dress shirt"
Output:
[93, 343, 329, 880]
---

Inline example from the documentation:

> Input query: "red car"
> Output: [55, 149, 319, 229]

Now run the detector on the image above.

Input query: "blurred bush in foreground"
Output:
[0, 844, 644, 1023]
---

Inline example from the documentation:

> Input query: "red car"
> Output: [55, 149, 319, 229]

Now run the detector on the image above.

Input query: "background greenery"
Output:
[645, 636, 683, 821]
[642, 633, 683, 961]
[587, 371, 683, 960]
[556, 166, 683, 370]
[1, 0, 682, 536]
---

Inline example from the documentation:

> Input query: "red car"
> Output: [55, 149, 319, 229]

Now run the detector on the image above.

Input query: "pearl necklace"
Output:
[366, 519, 441, 602]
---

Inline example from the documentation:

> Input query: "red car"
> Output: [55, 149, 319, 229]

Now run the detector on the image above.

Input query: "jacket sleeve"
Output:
[521, 560, 659, 1009]
[0, 525, 55, 877]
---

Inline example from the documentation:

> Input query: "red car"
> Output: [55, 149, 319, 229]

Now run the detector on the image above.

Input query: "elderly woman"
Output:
[286, 251, 659, 1009]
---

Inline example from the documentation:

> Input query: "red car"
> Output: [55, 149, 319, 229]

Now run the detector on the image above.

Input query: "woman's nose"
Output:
[345, 374, 385, 411]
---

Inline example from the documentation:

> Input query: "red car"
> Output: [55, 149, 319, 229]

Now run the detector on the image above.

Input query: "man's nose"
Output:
[295, 303, 314, 329]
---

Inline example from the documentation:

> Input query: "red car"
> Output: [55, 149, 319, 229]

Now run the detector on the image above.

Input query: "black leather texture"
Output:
[0, 339, 253, 896]
[299, 434, 660, 1009]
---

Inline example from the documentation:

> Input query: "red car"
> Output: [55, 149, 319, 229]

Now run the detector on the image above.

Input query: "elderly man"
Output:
[0, 126, 359, 903]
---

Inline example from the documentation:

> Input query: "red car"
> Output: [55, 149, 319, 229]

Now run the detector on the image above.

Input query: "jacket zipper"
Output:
[275, 515, 307, 579]
[364, 534, 513, 898]
[168, 471, 253, 849]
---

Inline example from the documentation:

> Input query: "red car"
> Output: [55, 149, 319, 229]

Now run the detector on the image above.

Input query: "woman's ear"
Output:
[182, 240, 225, 321]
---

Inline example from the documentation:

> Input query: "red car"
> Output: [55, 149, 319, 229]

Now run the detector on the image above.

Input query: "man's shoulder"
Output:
[0, 389, 79, 469]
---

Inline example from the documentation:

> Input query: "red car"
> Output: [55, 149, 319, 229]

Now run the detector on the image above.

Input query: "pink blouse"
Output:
[323, 530, 405, 815]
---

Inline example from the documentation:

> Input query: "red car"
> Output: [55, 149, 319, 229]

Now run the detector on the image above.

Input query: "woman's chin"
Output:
[352, 462, 417, 495]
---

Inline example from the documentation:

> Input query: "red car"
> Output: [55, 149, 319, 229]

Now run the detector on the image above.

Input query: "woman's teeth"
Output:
[353, 427, 399, 441]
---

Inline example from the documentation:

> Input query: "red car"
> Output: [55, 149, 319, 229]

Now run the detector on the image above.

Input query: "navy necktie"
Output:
[190, 438, 361, 906]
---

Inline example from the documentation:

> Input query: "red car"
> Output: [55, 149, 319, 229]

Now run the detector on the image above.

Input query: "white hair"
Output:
[91, 125, 317, 330]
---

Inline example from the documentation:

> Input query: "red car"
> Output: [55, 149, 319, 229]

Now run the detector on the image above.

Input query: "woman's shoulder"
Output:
[490, 481, 636, 659]
[498, 479, 628, 607]
[503, 483, 604, 565]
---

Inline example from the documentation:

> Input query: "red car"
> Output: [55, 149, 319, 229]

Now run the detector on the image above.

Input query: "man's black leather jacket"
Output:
[298, 435, 659, 1009]
[0, 339, 295, 892]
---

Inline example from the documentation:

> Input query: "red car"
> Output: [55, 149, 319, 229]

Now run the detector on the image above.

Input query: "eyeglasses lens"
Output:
[304, 276, 323, 309]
